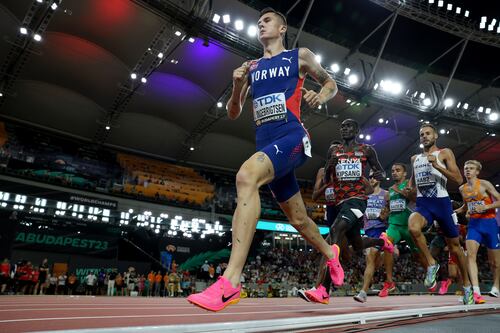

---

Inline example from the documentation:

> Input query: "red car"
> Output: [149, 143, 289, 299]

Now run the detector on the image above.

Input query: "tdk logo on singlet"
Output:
[251, 66, 290, 82]
[253, 94, 283, 108]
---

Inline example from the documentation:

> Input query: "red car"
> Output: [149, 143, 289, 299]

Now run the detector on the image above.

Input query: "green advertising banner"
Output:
[13, 229, 117, 258]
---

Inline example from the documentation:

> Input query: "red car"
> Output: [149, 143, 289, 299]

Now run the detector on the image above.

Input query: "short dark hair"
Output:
[259, 7, 287, 26]
[392, 163, 407, 172]
[419, 123, 436, 133]
[342, 118, 359, 130]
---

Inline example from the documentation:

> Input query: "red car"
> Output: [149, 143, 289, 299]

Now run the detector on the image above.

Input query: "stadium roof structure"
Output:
[0, 0, 498, 187]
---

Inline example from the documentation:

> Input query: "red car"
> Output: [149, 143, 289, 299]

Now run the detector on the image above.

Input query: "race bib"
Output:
[325, 187, 335, 202]
[390, 198, 406, 212]
[253, 93, 287, 125]
[302, 135, 312, 157]
[335, 158, 362, 181]
[414, 164, 436, 187]
[365, 207, 381, 220]
[467, 200, 485, 213]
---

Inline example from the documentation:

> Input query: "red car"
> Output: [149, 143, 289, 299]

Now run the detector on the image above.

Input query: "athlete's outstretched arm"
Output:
[227, 62, 251, 120]
[476, 180, 500, 213]
[366, 146, 385, 181]
[312, 168, 328, 202]
[299, 48, 337, 108]
[428, 148, 463, 185]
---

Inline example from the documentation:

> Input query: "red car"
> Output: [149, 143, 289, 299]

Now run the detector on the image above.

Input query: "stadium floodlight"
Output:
[330, 63, 340, 73]
[315, 54, 322, 63]
[485, 108, 491, 114]
[141, 77, 147, 84]
[428, 0, 434, 3]
[189, 147, 195, 151]
[130, 73, 137, 80]
[174, 31, 182, 36]
[489, 112, 499, 121]
[439, 128, 446, 134]
[477, 106, 484, 112]
[378, 117, 384, 124]
[20, 27, 28, 35]
[33, 34, 42, 42]
[359, 134, 364, 139]
[212, 14, 220, 24]
[446, 4, 452, 11]
[217, 101, 223, 108]
[463, 103, 469, 109]
[157, 52, 163, 58]
[365, 135, 371, 141]
[438, 0, 443, 8]
[373, 83, 379, 90]
[247, 25, 257, 37]
[348, 74, 359, 85]
[105, 125, 110, 131]
[488, 25, 494, 31]
[343, 67, 351, 75]
[480, 22, 486, 29]
[234, 20, 244, 31]
[444, 98, 453, 108]
[222, 14, 230, 24]
[423, 98, 432, 107]
[481, 16, 487, 23]
[346, 99, 352, 103]
[419, 143, 424, 148]
[455, 7, 461, 14]
[457, 102, 461, 108]
[188, 37, 195, 43]
[51, 2, 58, 10]
[464, 10, 469, 17]
[420, 92, 426, 99]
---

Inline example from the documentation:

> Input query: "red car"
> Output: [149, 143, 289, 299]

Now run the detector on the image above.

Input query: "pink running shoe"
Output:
[187, 276, 241, 312]
[379, 232, 394, 253]
[473, 292, 486, 304]
[326, 244, 344, 286]
[305, 284, 330, 304]
[438, 279, 452, 295]
[378, 281, 396, 297]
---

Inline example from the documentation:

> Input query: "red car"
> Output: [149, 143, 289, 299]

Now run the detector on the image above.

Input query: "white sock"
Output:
[472, 286, 481, 294]
[491, 286, 499, 293]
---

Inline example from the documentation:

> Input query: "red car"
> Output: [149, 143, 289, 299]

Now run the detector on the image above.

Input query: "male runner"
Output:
[407, 123, 474, 305]
[353, 172, 388, 303]
[376, 163, 425, 299]
[187, 8, 339, 312]
[303, 119, 394, 304]
[456, 160, 500, 303]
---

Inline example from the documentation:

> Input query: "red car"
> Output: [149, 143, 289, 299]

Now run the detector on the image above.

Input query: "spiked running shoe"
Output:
[298, 288, 313, 302]
[305, 284, 330, 304]
[326, 244, 344, 287]
[473, 292, 486, 304]
[378, 281, 396, 297]
[463, 287, 474, 305]
[379, 232, 395, 253]
[353, 291, 367, 303]
[424, 263, 440, 289]
[187, 276, 240, 312]
[438, 279, 452, 295]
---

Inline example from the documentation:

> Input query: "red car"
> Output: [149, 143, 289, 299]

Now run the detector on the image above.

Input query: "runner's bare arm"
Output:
[366, 146, 385, 181]
[312, 168, 328, 202]
[227, 62, 251, 120]
[480, 180, 500, 210]
[299, 48, 337, 108]
[429, 148, 463, 185]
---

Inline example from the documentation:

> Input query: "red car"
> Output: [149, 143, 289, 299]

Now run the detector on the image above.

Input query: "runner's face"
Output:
[463, 164, 479, 179]
[419, 126, 437, 148]
[257, 13, 285, 42]
[340, 121, 357, 139]
[369, 176, 379, 187]
[391, 165, 406, 181]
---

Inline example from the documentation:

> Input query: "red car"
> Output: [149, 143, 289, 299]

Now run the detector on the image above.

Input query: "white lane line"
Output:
[0, 307, 365, 323]
[0, 301, 459, 312]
